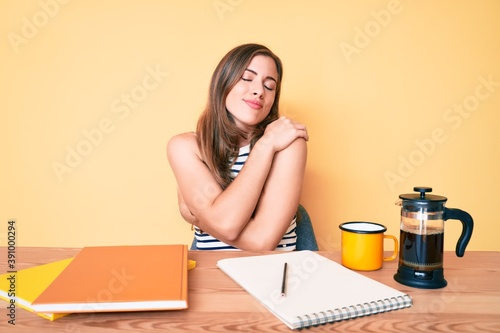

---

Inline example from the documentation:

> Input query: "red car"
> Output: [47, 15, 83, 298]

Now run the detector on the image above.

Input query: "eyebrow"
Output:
[245, 68, 277, 83]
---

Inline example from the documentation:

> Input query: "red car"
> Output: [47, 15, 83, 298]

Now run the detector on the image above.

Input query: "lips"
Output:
[243, 99, 263, 109]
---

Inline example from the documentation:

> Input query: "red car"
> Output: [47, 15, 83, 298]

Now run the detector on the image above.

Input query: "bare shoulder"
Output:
[166, 132, 199, 161]
[278, 137, 307, 159]
[290, 136, 307, 152]
[167, 132, 197, 149]
[269, 138, 307, 175]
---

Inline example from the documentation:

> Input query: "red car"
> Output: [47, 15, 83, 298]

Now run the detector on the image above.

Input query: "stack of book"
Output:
[0, 244, 191, 321]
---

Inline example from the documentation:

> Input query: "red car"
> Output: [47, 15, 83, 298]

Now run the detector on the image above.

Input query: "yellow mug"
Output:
[339, 222, 398, 271]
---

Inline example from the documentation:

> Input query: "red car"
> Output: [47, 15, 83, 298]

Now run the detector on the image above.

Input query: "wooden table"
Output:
[0, 248, 499, 332]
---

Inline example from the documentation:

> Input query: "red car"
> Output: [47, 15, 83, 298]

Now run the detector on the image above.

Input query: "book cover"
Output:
[32, 244, 188, 313]
[217, 251, 412, 330]
[0, 258, 73, 321]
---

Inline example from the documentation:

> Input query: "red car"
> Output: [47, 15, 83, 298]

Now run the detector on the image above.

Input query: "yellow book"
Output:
[0, 258, 73, 321]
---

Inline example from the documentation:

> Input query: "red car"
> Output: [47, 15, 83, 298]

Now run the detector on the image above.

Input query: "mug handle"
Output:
[383, 235, 398, 261]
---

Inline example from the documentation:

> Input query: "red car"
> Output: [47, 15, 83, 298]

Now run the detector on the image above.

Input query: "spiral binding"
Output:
[294, 294, 412, 329]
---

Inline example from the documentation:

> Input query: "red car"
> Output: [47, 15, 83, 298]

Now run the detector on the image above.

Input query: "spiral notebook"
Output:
[217, 251, 412, 330]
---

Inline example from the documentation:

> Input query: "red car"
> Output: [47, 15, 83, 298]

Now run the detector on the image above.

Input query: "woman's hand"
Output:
[259, 116, 309, 153]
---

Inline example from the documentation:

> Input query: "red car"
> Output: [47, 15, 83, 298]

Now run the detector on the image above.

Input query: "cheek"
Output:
[226, 84, 244, 104]
[231, 83, 247, 96]
[225, 91, 238, 111]
[265, 93, 276, 108]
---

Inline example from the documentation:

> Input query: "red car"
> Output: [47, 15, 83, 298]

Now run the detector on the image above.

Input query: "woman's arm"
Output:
[167, 132, 274, 241]
[228, 137, 307, 250]
[173, 137, 306, 251]
[167, 116, 308, 244]
[177, 188, 198, 225]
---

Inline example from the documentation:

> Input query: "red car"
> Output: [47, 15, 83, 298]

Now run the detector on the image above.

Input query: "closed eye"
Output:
[242, 77, 274, 91]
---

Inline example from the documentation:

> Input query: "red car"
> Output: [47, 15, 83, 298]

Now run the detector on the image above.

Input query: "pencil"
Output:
[281, 262, 288, 297]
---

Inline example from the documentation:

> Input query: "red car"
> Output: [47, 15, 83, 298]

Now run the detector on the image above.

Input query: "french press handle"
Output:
[443, 208, 474, 257]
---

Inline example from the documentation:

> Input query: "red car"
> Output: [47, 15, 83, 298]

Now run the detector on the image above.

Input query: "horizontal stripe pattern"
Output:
[194, 217, 297, 251]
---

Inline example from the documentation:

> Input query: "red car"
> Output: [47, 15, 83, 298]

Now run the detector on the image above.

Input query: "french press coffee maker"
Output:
[394, 187, 474, 289]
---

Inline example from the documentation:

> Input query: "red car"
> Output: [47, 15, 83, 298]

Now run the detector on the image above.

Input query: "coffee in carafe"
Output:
[399, 222, 444, 277]
[394, 187, 473, 289]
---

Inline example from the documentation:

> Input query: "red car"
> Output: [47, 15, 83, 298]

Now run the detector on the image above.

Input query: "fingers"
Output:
[260, 116, 309, 152]
[279, 116, 309, 141]
[296, 122, 309, 141]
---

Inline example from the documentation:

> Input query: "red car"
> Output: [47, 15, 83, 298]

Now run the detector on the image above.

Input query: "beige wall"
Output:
[1, 0, 499, 251]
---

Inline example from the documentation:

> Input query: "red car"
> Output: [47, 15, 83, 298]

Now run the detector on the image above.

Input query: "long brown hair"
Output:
[196, 44, 283, 189]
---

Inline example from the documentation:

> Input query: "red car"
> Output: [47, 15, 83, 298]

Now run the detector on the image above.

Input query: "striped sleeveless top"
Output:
[194, 144, 297, 251]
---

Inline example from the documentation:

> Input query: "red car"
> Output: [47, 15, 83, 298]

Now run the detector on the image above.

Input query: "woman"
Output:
[167, 43, 308, 251]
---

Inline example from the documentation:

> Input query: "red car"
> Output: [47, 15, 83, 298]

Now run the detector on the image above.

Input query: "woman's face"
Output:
[225, 55, 278, 133]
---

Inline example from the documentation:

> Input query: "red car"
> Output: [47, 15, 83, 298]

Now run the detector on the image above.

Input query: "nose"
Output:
[251, 82, 264, 98]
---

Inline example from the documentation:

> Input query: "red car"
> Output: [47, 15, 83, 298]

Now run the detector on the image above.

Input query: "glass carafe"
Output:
[394, 187, 474, 289]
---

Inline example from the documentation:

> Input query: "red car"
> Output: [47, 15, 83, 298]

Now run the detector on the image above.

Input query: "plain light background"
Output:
[1, 0, 499, 251]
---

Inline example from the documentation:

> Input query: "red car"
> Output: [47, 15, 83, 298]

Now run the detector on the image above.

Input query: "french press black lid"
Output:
[399, 186, 447, 203]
